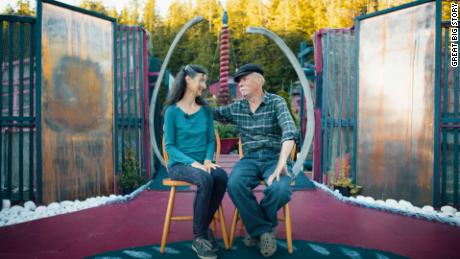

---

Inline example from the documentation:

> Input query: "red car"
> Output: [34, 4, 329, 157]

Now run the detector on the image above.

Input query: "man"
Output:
[214, 63, 297, 257]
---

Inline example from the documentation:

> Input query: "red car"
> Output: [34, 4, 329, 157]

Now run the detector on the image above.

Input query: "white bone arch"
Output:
[246, 27, 315, 176]
[149, 16, 206, 167]
[148, 21, 314, 176]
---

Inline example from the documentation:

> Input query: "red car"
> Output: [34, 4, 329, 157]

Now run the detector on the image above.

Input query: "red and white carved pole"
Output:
[218, 11, 230, 105]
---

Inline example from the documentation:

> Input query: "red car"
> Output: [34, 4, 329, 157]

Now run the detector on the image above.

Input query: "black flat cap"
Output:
[233, 63, 264, 82]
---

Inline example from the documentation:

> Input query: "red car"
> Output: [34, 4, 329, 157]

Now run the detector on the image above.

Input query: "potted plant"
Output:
[215, 122, 239, 154]
[120, 147, 144, 195]
[332, 177, 362, 197]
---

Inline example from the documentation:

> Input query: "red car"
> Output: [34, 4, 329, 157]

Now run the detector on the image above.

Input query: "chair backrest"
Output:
[162, 129, 221, 168]
[238, 138, 297, 161]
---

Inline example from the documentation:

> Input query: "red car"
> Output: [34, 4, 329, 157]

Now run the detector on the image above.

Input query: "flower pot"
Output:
[220, 138, 238, 154]
[333, 185, 350, 197]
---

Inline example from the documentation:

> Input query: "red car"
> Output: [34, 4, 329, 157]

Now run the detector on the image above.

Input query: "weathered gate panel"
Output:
[40, 2, 114, 203]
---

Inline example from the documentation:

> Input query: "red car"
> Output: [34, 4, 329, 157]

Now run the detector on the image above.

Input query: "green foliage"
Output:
[215, 122, 238, 139]
[333, 177, 362, 196]
[120, 146, 144, 194]
[1, 0, 34, 16]
[276, 89, 298, 126]
[80, 0, 108, 15]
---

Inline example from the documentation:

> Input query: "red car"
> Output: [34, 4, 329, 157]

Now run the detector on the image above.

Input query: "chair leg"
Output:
[284, 203, 293, 254]
[238, 216, 245, 235]
[211, 214, 217, 232]
[229, 207, 239, 248]
[218, 205, 230, 249]
[160, 186, 176, 253]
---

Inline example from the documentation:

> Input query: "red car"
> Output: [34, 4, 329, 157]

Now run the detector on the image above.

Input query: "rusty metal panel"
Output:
[357, 2, 436, 206]
[41, 3, 114, 203]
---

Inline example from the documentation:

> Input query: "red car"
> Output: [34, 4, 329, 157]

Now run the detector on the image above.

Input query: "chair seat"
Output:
[163, 178, 192, 186]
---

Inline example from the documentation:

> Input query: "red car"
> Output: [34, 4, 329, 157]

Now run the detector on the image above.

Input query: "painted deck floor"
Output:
[0, 189, 459, 259]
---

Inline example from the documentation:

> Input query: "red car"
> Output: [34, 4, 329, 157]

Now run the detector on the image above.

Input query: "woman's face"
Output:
[186, 73, 207, 97]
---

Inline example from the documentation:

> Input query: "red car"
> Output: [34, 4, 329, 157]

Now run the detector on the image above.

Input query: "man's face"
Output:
[237, 73, 262, 98]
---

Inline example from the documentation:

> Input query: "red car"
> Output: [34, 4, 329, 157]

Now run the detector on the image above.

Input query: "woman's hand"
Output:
[204, 160, 221, 172]
[191, 162, 209, 173]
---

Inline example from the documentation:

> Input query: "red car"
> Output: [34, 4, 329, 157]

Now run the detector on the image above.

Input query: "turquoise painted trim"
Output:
[443, 118, 460, 123]
[36, 0, 43, 203]
[355, 0, 433, 21]
[454, 50, 460, 206]
[353, 19, 360, 184]
[0, 15, 35, 23]
[433, 0, 441, 207]
[322, 32, 329, 175]
[126, 28, 131, 154]
[29, 21, 35, 200]
[113, 22, 119, 175]
[337, 30, 343, 159]
[120, 26, 125, 168]
[0, 21, 3, 206]
[328, 31, 336, 176]
[7, 19, 14, 199]
[133, 28, 140, 161]
[19, 22, 25, 201]
[345, 30, 351, 153]
[42, 0, 116, 22]
[139, 29, 146, 177]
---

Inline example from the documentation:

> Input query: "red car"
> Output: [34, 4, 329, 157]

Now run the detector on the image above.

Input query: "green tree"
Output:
[130, 0, 140, 25]
[142, 0, 157, 34]
[80, 0, 108, 15]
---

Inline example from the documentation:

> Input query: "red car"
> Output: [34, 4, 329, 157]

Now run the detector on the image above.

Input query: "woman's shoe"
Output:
[206, 229, 219, 252]
[192, 238, 217, 259]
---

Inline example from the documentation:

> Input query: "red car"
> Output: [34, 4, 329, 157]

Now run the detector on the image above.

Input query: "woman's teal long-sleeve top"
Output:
[163, 104, 215, 168]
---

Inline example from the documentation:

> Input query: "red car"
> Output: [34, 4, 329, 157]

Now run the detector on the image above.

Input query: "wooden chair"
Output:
[160, 130, 229, 253]
[229, 139, 295, 253]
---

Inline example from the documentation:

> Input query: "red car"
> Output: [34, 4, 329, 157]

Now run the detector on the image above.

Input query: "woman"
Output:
[163, 64, 227, 259]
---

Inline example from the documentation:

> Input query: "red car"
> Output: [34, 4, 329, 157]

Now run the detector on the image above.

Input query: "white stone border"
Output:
[0, 180, 152, 227]
[313, 181, 460, 227]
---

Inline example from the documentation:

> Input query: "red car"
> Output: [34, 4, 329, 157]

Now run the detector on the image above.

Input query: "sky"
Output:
[0, 0, 174, 17]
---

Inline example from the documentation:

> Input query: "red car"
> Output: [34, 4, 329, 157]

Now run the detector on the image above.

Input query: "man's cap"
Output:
[233, 63, 264, 82]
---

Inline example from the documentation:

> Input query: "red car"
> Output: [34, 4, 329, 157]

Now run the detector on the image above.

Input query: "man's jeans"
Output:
[168, 164, 228, 239]
[227, 150, 292, 238]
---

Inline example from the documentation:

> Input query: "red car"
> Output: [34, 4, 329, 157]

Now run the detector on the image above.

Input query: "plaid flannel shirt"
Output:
[214, 92, 298, 155]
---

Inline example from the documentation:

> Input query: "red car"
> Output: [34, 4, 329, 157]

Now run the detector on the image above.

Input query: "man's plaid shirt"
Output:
[214, 92, 298, 155]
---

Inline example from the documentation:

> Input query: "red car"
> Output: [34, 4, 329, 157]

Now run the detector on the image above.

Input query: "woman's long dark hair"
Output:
[163, 64, 209, 113]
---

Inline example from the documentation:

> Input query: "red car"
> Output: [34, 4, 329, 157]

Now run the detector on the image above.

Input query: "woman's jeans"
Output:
[168, 164, 228, 239]
[227, 150, 292, 238]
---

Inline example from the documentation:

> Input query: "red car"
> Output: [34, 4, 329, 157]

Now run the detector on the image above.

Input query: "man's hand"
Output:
[267, 165, 289, 186]
[191, 162, 210, 173]
[204, 160, 221, 173]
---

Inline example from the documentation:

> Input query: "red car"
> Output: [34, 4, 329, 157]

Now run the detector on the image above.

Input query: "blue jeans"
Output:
[227, 150, 292, 237]
[168, 164, 228, 239]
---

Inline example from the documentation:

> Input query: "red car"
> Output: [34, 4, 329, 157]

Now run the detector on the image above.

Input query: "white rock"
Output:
[9, 205, 25, 215]
[385, 199, 398, 207]
[364, 196, 375, 203]
[441, 205, 457, 214]
[24, 201, 36, 211]
[35, 206, 46, 214]
[356, 195, 366, 201]
[2, 199, 11, 209]
[438, 212, 454, 218]
[421, 205, 435, 212]
[60, 201, 73, 207]
[398, 200, 413, 210]
[375, 200, 386, 206]
[47, 202, 60, 211]
[455, 212, 460, 218]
